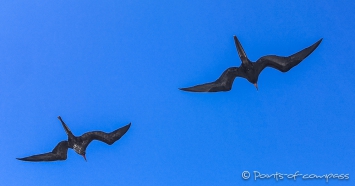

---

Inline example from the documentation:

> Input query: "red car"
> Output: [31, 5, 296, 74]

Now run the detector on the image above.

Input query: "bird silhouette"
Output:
[179, 36, 322, 92]
[17, 116, 131, 162]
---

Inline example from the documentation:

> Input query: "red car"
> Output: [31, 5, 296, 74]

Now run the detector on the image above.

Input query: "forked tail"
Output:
[57, 116, 75, 139]
[233, 35, 250, 65]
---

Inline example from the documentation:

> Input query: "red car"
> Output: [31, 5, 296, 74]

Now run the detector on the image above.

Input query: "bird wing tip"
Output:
[16, 157, 27, 161]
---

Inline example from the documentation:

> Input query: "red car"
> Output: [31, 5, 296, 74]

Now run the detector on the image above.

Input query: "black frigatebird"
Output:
[17, 116, 131, 162]
[179, 36, 322, 92]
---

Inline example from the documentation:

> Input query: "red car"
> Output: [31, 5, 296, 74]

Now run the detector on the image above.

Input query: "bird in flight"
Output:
[179, 36, 322, 92]
[17, 116, 131, 162]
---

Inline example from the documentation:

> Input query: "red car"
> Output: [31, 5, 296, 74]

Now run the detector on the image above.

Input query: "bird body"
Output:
[179, 36, 322, 92]
[17, 116, 131, 162]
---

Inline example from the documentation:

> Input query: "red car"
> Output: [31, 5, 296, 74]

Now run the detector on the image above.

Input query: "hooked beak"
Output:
[82, 154, 87, 162]
[253, 83, 258, 91]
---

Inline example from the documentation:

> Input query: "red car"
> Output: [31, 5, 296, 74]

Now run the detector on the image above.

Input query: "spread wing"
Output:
[179, 67, 245, 92]
[79, 123, 131, 150]
[17, 141, 69, 162]
[254, 38, 322, 75]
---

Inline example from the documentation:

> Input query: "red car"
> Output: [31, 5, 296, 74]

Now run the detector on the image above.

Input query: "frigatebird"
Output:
[179, 36, 322, 92]
[17, 116, 131, 162]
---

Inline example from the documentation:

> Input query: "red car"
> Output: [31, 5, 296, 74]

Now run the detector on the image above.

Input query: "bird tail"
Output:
[233, 35, 250, 65]
[57, 116, 75, 139]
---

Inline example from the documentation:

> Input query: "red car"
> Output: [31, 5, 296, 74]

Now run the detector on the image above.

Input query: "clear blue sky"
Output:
[1, 1, 354, 185]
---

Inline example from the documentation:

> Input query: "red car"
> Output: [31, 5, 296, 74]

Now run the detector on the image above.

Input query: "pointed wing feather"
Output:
[17, 141, 69, 162]
[179, 67, 245, 92]
[179, 82, 225, 92]
[254, 38, 322, 75]
[79, 123, 131, 150]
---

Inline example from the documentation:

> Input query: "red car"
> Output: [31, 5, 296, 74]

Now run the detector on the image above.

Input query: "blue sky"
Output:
[1, 0, 354, 185]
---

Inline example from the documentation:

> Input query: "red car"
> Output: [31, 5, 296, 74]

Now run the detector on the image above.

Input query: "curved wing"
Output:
[17, 141, 69, 162]
[179, 82, 226, 92]
[179, 67, 245, 92]
[254, 38, 322, 75]
[79, 123, 131, 150]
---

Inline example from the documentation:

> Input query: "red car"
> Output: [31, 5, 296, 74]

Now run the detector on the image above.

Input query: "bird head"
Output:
[248, 78, 258, 90]
[73, 144, 87, 161]
[242, 64, 259, 91]
[76, 149, 87, 161]
[81, 153, 87, 162]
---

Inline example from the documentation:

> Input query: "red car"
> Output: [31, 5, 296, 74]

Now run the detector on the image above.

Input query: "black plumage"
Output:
[17, 116, 131, 162]
[179, 36, 322, 92]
